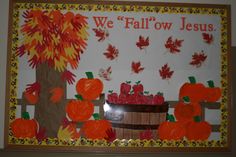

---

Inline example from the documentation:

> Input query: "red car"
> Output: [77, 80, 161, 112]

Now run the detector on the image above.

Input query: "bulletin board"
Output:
[4, 0, 232, 152]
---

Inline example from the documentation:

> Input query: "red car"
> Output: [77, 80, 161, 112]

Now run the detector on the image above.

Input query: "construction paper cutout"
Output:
[23, 90, 39, 105]
[61, 70, 76, 85]
[189, 51, 207, 68]
[202, 33, 214, 44]
[105, 128, 117, 142]
[136, 35, 149, 51]
[10, 112, 38, 138]
[76, 72, 104, 100]
[159, 63, 174, 80]
[103, 44, 119, 60]
[164, 36, 184, 54]
[158, 114, 186, 140]
[98, 66, 112, 81]
[36, 127, 47, 142]
[93, 27, 109, 42]
[131, 61, 144, 74]
[139, 129, 154, 140]
[26, 81, 41, 94]
[185, 116, 211, 140]
[179, 76, 206, 102]
[17, 10, 89, 72]
[204, 80, 222, 102]
[50, 87, 64, 103]
[57, 124, 80, 141]
[79, 119, 112, 140]
[66, 100, 94, 122]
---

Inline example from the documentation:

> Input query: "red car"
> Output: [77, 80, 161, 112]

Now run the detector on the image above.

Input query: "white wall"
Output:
[0, 0, 235, 149]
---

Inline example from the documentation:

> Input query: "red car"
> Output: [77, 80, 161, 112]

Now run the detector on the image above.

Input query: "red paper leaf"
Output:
[103, 44, 119, 60]
[136, 35, 149, 50]
[36, 127, 47, 142]
[165, 36, 184, 54]
[26, 82, 41, 94]
[98, 66, 112, 81]
[190, 51, 207, 68]
[105, 128, 116, 142]
[93, 27, 109, 42]
[61, 70, 76, 84]
[139, 129, 153, 140]
[132, 61, 144, 74]
[159, 63, 174, 80]
[202, 33, 213, 44]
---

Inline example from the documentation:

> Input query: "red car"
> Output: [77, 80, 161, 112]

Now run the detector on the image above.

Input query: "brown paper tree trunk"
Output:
[34, 63, 67, 137]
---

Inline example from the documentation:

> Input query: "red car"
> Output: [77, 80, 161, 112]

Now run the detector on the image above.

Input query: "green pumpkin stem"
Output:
[188, 76, 196, 84]
[183, 96, 190, 103]
[22, 112, 30, 120]
[194, 116, 201, 122]
[166, 114, 175, 122]
[85, 71, 94, 79]
[75, 94, 83, 100]
[207, 80, 215, 88]
[93, 113, 100, 120]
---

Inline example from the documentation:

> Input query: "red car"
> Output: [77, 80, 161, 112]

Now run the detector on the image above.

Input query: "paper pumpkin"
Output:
[66, 99, 94, 122]
[10, 112, 38, 138]
[204, 80, 222, 102]
[174, 97, 201, 123]
[158, 115, 186, 140]
[185, 116, 211, 140]
[80, 114, 112, 140]
[179, 76, 205, 102]
[76, 72, 103, 100]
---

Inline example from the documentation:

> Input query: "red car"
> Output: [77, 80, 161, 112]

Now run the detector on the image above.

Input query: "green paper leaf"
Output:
[194, 116, 201, 122]
[22, 112, 30, 120]
[167, 114, 175, 122]
[135, 81, 141, 85]
[188, 76, 196, 84]
[85, 71, 94, 79]
[75, 94, 83, 100]
[207, 80, 215, 88]
[93, 113, 100, 120]
[183, 96, 190, 103]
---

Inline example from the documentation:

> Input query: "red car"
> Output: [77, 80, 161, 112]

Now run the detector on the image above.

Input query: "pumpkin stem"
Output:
[85, 71, 94, 79]
[188, 76, 196, 84]
[22, 112, 30, 120]
[194, 116, 201, 122]
[93, 113, 100, 120]
[183, 96, 190, 103]
[166, 114, 175, 122]
[75, 94, 83, 100]
[207, 80, 215, 88]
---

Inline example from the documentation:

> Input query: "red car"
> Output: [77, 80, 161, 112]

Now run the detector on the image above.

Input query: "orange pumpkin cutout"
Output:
[204, 80, 222, 102]
[174, 97, 201, 124]
[11, 112, 38, 138]
[179, 76, 205, 102]
[66, 98, 94, 122]
[76, 72, 103, 100]
[80, 114, 112, 140]
[23, 91, 39, 104]
[186, 116, 211, 140]
[158, 114, 186, 140]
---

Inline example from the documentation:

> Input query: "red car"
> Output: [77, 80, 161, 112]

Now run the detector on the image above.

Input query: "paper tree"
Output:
[16, 9, 89, 137]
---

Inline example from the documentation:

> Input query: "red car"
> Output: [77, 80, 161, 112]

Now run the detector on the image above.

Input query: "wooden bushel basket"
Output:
[104, 102, 169, 139]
